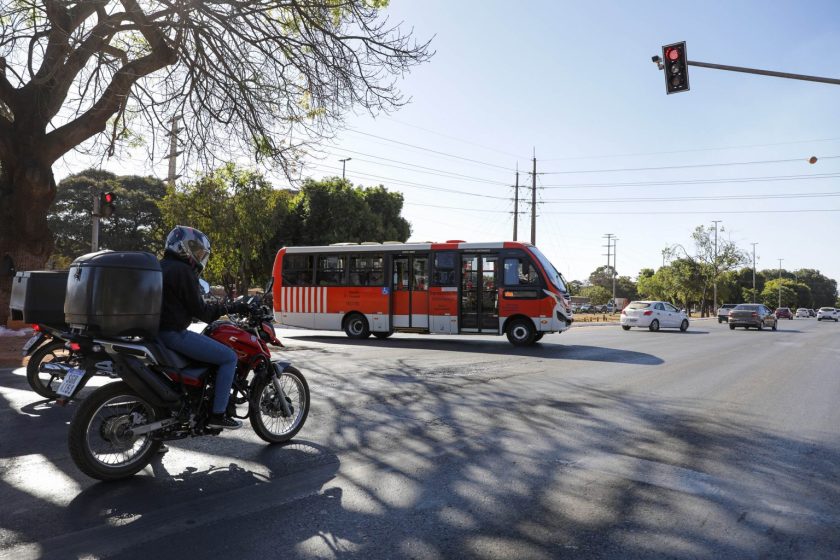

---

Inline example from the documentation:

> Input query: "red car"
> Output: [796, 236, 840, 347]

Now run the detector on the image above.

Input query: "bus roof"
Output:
[281, 241, 535, 254]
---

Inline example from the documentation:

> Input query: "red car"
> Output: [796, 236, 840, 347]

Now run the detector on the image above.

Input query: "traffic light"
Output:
[662, 41, 689, 94]
[99, 191, 117, 218]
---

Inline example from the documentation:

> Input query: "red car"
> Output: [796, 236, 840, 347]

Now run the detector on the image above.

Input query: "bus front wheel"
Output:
[344, 313, 371, 339]
[506, 319, 536, 346]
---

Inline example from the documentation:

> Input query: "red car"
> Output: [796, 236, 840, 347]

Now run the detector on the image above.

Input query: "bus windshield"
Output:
[528, 247, 568, 293]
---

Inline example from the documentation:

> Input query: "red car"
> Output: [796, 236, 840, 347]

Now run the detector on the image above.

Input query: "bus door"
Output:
[391, 254, 429, 328]
[460, 253, 499, 332]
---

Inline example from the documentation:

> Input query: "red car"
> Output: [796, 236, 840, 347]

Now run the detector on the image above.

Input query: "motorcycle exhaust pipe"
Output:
[111, 353, 180, 408]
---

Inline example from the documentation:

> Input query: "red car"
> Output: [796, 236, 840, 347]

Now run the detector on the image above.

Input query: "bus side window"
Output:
[503, 258, 539, 287]
[317, 255, 346, 286]
[282, 254, 314, 286]
[432, 252, 457, 287]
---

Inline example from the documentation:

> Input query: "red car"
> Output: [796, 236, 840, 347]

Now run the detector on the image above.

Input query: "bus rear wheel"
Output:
[344, 313, 371, 339]
[506, 319, 536, 346]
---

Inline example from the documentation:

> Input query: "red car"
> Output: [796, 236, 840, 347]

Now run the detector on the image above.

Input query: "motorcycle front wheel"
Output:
[68, 381, 163, 481]
[249, 365, 310, 444]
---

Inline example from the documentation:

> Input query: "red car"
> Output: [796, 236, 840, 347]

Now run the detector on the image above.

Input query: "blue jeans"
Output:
[158, 329, 238, 414]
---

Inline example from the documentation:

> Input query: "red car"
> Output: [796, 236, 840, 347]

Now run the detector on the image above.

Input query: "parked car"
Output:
[817, 307, 839, 322]
[728, 304, 778, 330]
[717, 303, 738, 323]
[775, 307, 793, 320]
[620, 300, 689, 332]
[795, 308, 810, 318]
[808, 308, 817, 317]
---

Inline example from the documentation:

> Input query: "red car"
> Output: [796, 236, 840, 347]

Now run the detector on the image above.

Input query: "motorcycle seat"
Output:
[147, 340, 197, 369]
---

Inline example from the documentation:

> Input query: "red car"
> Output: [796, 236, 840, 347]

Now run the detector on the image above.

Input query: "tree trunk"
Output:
[0, 160, 56, 325]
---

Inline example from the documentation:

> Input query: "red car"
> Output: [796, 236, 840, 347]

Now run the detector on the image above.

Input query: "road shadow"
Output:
[288, 335, 664, 365]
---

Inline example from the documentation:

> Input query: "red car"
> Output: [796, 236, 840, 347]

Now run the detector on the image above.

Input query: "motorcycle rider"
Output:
[158, 226, 248, 429]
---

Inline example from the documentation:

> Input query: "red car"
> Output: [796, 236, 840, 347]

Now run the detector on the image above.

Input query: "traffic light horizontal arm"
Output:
[687, 60, 840, 86]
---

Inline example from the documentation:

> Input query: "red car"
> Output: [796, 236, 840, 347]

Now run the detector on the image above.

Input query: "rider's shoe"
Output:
[207, 414, 242, 430]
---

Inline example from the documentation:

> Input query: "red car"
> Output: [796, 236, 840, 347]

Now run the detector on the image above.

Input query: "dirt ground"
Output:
[0, 336, 25, 368]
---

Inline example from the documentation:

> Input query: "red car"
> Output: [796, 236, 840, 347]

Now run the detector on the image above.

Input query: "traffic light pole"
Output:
[687, 60, 840, 86]
[91, 187, 100, 252]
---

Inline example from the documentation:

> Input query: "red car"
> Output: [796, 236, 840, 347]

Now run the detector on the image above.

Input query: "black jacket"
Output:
[159, 253, 223, 332]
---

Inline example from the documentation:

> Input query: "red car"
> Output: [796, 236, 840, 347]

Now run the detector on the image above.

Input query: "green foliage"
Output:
[47, 169, 167, 262]
[579, 285, 611, 305]
[159, 164, 287, 296]
[636, 259, 703, 309]
[793, 269, 838, 308]
[761, 278, 812, 309]
[282, 177, 410, 246]
[760, 280, 798, 309]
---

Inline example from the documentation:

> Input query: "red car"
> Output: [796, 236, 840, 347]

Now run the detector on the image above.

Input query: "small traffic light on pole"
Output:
[99, 192, 117, 218]
[662, 41, 689, 94]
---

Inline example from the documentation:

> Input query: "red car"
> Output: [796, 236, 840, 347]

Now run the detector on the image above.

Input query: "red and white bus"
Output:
[271, 240, 573, 345]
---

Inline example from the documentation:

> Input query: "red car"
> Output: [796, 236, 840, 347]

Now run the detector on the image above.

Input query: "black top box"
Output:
[9, 270, 69, 326]
[64, 251, 162, 338]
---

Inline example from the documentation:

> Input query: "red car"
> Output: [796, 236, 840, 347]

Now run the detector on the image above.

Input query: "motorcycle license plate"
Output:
[56, 368, 85, 398]
[21, 333, 45, 356]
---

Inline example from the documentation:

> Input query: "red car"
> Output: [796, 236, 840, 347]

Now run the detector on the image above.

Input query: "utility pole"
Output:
[751, 243, 758, 303]
[166, 116, 182, 188]
[90, 185, 100, 252]
[339, 157, 351, 179]
[513, 165, 519, 241]
[778, 258, 783, 308]
[612, 237, 618, 309]
[603, 234, 614, 307]
[711, 220, 721, 315]
[530, 150, 537, 245]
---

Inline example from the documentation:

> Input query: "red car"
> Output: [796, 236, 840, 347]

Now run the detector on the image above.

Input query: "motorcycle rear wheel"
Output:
[249, 365, 310, 444]
[26, 340, 70, 399]
[68, 381, 163, 481]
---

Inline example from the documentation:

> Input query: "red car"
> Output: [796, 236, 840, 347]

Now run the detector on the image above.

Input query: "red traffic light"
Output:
[104, 193, 114, 203]
[666, 48, 680, 61]
[661, 41, 689, 94]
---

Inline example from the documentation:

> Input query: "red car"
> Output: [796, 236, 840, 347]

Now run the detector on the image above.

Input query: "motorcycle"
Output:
[62, 294, 310, 481]
[22, 324, 114, 399]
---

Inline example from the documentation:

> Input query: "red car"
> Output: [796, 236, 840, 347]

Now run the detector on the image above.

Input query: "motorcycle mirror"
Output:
[264, 277, 274, 294]
[198, 278, 210, 295]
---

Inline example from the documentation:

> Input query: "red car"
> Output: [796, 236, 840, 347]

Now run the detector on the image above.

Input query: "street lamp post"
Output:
[339, 157, 352, 179]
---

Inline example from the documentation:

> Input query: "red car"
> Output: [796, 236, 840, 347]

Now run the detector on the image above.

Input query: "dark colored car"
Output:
[728, 304, 778, 331]
[775, 307, 793, 320]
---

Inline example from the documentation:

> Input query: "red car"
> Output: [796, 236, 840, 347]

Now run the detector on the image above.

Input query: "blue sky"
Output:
[59, 0, 840, 284]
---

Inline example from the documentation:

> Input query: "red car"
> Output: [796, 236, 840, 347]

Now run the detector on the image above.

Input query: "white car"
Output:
[620, 300, 690, 332]
[795, 308, 810, 318]
[817, 307, 839, 322]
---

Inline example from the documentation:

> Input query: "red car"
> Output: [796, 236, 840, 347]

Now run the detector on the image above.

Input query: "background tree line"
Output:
[47, 167, 410, 296]
[568, 224, 839, 312]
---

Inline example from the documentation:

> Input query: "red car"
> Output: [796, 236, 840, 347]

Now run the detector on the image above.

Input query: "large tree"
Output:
[0, 1, 430, 323]
[48, 169, 166, 263]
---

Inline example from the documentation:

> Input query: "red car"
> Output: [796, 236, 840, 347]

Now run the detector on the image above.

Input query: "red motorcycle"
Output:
[63, 297, 309, 481]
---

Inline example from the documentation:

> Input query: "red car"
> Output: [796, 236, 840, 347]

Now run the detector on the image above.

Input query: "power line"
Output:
[540, 172, 840, 189]
[345, 129, 514, 171]
[539, 136, 840, 162]
[368, 119, 529, 160]
[304, 162, 510, 200]
[537, 155, 840, 175]
[541, 208, 840, 215]
[315, 148, 509, 185]
[539, 190, 840, 204]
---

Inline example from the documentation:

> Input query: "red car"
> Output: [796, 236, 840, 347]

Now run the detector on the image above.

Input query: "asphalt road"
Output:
[1, 317, 838, 559]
